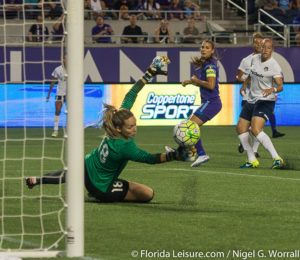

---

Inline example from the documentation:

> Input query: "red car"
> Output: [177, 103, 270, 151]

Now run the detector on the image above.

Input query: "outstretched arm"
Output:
[120, 56, 170, 110]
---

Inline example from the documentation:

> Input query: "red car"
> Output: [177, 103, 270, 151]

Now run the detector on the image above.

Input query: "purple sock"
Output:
[269, 113, 276, 132]
[195, 138, 206, 156]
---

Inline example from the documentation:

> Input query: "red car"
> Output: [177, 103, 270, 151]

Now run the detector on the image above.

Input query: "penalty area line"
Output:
[129, 167, 300, 182]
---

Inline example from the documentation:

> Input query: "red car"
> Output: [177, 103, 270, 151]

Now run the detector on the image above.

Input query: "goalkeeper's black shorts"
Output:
[84, 165, 129, 203]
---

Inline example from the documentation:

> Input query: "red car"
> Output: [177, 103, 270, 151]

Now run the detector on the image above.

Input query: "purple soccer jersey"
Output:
[198, 58, 220, 102]
[193, 58, 222, 123]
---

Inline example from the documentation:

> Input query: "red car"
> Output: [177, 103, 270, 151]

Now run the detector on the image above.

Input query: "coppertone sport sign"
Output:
[0, 46, 299, 83]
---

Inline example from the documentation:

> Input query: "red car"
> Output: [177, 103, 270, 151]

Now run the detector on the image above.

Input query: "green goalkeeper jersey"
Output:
[84, 80, 160, 192]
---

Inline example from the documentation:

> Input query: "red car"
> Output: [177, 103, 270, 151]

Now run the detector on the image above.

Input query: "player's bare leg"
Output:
[124, 182, 154, 202]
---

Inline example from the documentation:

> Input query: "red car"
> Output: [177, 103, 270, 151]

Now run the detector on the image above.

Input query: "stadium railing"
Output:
[257, 8, 290, 47]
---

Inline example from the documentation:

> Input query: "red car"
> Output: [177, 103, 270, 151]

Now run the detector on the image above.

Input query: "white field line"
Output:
[128, 167, 300, 182]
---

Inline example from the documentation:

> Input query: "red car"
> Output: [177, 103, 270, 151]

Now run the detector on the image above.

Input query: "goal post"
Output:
[0, 0, 84, 257]
[66, 0, 84, 257]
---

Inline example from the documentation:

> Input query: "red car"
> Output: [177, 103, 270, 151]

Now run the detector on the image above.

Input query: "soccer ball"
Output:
[173, 120, 200, 147]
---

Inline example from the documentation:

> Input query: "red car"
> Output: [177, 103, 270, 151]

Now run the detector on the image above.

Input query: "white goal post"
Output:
[0, 0, 84, 257]
[65, 0, 84, 257]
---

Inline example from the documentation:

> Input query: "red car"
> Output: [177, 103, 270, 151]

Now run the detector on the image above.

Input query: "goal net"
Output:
[0, 0, 84, 257]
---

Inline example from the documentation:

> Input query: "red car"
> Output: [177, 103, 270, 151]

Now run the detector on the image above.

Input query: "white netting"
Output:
[0, 1, 67, 254]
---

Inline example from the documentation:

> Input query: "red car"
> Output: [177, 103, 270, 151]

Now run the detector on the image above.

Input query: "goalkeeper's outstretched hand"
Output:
[166, 146, 186, 161]
[143, 56, 171, 82]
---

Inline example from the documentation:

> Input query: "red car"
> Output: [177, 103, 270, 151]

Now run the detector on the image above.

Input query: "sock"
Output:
[256, 131, 280, 159]
[252, 136, 260, 153]
[238, 132, 256, 162]
[269, 113, 276, 133]
[195, 138, 206, 156]
[41, 170, 66, 184]
[54, 115, 59, 131]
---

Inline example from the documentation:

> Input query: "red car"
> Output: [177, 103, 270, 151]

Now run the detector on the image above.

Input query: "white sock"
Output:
[238, 132, 256, 162]
[252, 136, 260, 153]
[54, 115, 59, 131]
[256, 131, 280, 159]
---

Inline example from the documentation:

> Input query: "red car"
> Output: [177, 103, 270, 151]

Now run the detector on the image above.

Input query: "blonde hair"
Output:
[191, 39, 216, 69]
[101, 104, 134, 137]
[253, 32, 263, 40]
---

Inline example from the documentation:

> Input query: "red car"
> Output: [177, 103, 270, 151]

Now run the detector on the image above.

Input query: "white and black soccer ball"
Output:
[173, 120, 200, 147]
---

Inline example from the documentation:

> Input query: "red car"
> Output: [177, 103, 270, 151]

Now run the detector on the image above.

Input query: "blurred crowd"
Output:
[1, 0, 299, 45]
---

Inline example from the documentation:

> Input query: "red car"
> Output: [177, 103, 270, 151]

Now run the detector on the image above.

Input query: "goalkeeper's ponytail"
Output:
[101, 104, 134, 138]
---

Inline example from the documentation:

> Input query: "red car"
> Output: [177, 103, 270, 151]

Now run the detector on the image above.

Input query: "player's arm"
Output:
[240, 75, 250, 96]
[120, 56, 170, 110]
[123, 141, 180, 164]
[182, 65, 216, 90]
[262, 76, 283, 97]
[236, 69, 245, 83]
[46, 77, 57, 101]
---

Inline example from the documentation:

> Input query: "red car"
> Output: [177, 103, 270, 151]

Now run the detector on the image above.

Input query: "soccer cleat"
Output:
[238, 143, 244, 153]
[240, 159, 259, 168]
[272, 158, 284, 169]
[51, 131, 58, 137]
[190, 154, 210, 167]
[272, 131, 285, 138]
[26, 177, 38, 189]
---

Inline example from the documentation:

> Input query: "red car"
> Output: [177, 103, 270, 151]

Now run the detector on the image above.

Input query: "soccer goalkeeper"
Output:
[26, 56, 183, 203]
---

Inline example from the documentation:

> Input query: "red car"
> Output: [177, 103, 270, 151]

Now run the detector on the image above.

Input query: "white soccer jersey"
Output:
[248, 54, 282, 104]
[52, 65, 67, 96]
[238, 53, 254, 101]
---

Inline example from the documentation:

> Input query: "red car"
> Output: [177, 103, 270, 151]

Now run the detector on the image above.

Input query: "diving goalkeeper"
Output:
[26, 56, 183, 203]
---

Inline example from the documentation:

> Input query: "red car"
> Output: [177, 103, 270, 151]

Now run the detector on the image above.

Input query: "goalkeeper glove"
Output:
[165, 146, 185, 161]
[143, 56, 171, 82]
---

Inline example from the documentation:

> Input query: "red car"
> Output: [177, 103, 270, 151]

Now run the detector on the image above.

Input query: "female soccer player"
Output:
[236, 39, 284, 169]
[46, 54, 67, 137]
[180, 39, 222, 167]
[236, 32, 285, 156]
[27, 56, 183, 203]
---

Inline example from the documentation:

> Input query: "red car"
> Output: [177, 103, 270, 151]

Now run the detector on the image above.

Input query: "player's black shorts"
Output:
[55, 95, 66, 103]
[84, 165, 129, 203]
[241, 100, 247, 107]
[240, 100, 275, 122]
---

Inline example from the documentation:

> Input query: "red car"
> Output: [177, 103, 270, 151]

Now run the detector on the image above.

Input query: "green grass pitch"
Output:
[1, 126, 300, 260]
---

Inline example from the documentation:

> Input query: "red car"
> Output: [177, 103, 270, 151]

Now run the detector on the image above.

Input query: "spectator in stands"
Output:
[84, 0, 92, 19]
[114, 0, 133, 19]
[275, 0, 291, 10]
[121, 14, 144, 43]
[168, 0, 183, 20]
[183, 0, 201, 20]
[154, 18, 174, 43]
[4, 0, 23, 19]
[52, 13, 64, 42]
[290, 0, 300, 9]
[143, 0, 161, 19]
[295, 32, 300, 44]
[92, 15, 114, 43]
[46, 0, 62, 20]
[183, 19, 202, 43]
[157, 0, 170, 11]
[88, 0, 111, 20]
[293, 13, 300, 31]
[24, 0, 40, 19]
[134, 0, 146, 20]
[28, 14, 49, 42]
[288, 0, 300, 16]
[119, 1, 130, 20]
[256, 0, 289, 23]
